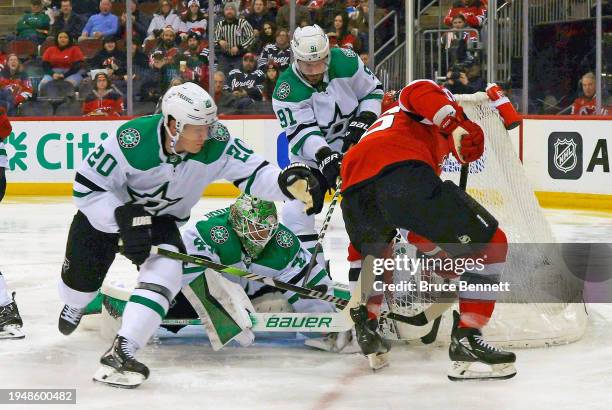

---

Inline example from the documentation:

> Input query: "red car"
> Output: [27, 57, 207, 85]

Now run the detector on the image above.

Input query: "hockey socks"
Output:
[0, 272, 12, 307]
[458, 299, 495, 329]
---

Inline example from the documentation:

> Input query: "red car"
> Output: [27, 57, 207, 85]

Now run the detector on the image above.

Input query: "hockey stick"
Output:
[100, 280, 354, 333]
[151, 246, 442, 327]
[301, 179, 342, 287]
[419, 164, 469, 344]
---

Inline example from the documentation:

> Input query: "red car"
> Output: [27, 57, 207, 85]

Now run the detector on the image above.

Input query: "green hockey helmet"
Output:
[229, 194, 279, 258]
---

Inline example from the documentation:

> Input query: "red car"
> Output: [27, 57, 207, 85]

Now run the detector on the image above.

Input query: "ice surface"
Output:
[1, 197, 611, 410]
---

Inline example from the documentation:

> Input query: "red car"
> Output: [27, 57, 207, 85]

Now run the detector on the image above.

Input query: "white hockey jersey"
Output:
[272, 47, 383, 164]
[73, 114, 287, 233]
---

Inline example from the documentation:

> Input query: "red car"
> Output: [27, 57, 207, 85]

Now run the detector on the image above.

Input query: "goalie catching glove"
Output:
[115, 204, 153, 266]
[341, 111, 378, 152]
[439, 106, 484, 164]
[278, 162, 325, 215]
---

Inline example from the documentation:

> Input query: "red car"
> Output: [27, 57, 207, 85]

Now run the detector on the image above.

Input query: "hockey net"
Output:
[380, 92, 588, 348]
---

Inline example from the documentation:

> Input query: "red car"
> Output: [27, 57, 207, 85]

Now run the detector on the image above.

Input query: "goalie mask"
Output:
[229, 194, 279, 258]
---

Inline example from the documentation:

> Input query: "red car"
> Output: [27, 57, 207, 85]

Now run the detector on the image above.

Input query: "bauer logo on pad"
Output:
[548, 132, 583, 180]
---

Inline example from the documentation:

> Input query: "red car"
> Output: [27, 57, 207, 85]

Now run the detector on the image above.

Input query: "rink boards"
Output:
[2, 115, 611, 211]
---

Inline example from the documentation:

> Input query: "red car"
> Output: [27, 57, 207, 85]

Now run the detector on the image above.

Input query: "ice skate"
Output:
[0, 292, 24, 339]
[448, 311, 516, 381]
[58, 304, 85, 335]
[93, 335, 149, 388]
[350, 305, 391, 370]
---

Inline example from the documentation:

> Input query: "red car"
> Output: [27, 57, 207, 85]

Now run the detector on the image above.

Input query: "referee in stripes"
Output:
[214, 2, 255, 73]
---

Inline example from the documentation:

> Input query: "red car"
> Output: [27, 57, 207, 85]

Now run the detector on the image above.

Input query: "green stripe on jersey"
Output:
[290, 131, 323, 155]
[306, 269, 327, 288]
[129, 295, 166, 319]
[0, 148, 6, 156]
[184, 266, 206, 274]
[360, 93, 384, 101]
[72, 190, 92, 198]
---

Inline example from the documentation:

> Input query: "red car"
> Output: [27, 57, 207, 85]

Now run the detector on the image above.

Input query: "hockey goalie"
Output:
[332, 79, 517, 380]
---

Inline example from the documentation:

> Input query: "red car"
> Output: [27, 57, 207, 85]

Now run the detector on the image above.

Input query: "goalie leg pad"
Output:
[182, 269, 256, 350]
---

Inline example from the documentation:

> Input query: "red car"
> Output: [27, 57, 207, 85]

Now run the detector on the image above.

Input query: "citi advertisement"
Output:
[1, 118, 282, 183]
[2, 120, 123, 182]
[522, 118, 612, 195]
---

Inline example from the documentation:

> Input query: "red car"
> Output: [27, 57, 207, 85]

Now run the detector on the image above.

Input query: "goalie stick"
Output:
[151, 246, 445, 327]
[100, 281, 355, 333]
[301, 179, 343, 287]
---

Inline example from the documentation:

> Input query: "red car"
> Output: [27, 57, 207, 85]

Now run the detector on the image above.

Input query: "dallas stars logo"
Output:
[275, 230, 294, 248]
[210, 226, 229, 244]
[118, 128, 141, 148]
[127, 182, 181, 215]
[320, 103, 358, 144]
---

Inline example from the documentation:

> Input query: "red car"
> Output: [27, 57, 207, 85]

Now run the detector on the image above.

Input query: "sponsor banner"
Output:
[2, 118, 283, 183]
[523, 118, 612, 195]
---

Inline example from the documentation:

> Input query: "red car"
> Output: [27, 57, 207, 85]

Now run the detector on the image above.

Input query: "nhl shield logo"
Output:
[548, 132, 583, 180]
[553, 139, 577, 173]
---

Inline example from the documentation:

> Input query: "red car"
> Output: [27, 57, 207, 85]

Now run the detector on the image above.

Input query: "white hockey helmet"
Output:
[161, 82, 217, 152]
[291, 24, 330, 76]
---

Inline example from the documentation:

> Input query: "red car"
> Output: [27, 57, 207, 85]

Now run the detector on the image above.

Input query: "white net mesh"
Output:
[381, 93, 588, 348]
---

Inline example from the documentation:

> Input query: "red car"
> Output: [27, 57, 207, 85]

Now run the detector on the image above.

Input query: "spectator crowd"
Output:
[0, 0, 391, 117]
[0, 0, 607, 117]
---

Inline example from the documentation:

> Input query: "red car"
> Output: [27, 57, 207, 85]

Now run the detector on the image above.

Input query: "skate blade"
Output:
[0, 325, 25, 339]
[367, 352, 389, 371]
[304, 337, 336, 352]
[448, 361, 517, 381]
[93, 365, 146, 389]
[304, 338, 362, 354]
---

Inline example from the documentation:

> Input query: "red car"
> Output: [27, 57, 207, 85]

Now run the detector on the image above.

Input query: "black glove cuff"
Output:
[359, 111, 378, 127]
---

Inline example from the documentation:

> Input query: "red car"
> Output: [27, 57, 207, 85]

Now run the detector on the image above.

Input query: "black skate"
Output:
[58, 304, 85, 335]
[448, 310, 516, 381]
[0, 292, 24, 340]
[350, 305, 391, 370]
[93, 335, 149, 388]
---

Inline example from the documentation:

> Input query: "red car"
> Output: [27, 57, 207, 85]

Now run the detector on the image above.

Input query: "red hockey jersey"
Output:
[571, 96, 610, 116]
[341, 80, 461, 192]
[444, 4, 487, 28]
[82, 90, 124, 117]
[0, 72, 33, 105]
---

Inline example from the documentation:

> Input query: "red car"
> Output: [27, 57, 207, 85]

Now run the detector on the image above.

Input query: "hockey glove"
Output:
[0, 107, 12, 141]
[315, 146, 342, 190]
[341, 111, 378, 152]
[278, 162, 325, 215]
[439, 108, 484, 164]
[486, 83, 521, 130]
[115, 204, 153, 266]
